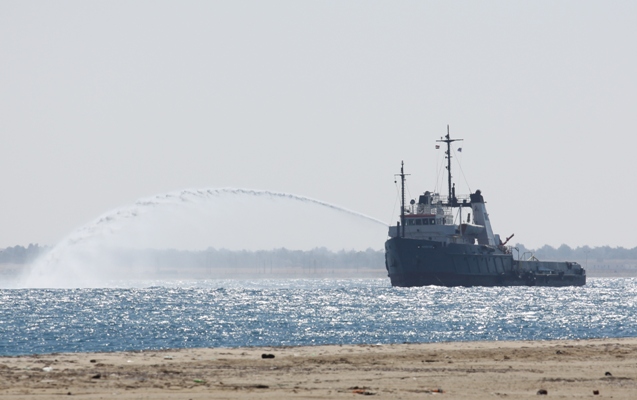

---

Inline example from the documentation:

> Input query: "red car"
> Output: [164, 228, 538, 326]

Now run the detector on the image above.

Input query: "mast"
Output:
[436, 125, 463, 204]
[396, 161, 410, 238]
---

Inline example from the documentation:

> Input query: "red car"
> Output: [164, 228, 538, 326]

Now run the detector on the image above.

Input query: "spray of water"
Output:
[16, 188, 388, 288]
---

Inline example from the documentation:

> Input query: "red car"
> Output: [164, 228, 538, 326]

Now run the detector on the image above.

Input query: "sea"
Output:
[1, 278, 636, 357]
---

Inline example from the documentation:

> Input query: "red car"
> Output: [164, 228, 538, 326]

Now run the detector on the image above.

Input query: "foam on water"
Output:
[16, 188, 388, 288]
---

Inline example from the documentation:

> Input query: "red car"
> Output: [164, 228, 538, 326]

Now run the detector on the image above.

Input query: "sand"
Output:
[1, 338, 636, 399]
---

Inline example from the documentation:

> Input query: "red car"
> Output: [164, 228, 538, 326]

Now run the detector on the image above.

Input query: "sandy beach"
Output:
[1, 338, 636, 399]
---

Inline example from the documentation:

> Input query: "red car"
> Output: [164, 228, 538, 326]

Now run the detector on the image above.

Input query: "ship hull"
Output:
[385, 237, 586, 287]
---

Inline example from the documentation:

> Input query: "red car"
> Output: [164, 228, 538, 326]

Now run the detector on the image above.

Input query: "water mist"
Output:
[17, 188, 388, 288]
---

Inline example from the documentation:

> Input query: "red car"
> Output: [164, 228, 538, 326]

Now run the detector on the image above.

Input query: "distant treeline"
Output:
[0, 245, 384, 270]
[0, 244, 49, 264]
[514, 244, 637, 262]
[2, 243, 637, 267]
[108, 247, 384, 270]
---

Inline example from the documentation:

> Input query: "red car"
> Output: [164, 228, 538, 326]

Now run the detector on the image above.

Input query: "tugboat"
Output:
[385, 128, 586, 287]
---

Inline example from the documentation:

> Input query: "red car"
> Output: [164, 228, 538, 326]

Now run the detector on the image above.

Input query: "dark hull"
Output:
[385, 237, 586, 287]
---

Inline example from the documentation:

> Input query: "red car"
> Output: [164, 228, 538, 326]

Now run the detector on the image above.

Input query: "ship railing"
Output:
[409, 194, 473, 216]
[432, 194, 472, 206]
[455, 194, 471, 203]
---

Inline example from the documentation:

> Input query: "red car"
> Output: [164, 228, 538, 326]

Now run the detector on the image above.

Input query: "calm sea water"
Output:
[1, 278, 635, 356]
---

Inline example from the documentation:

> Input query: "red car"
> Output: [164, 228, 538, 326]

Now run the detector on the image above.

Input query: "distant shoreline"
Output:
[3, 245, 637, 279]
[2, 262, 636, 281]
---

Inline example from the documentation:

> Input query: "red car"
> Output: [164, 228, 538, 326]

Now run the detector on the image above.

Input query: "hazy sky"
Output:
[1, 1, 636, 251]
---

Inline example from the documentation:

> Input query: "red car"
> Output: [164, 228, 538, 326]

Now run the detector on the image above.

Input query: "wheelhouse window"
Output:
[430, 218, 436, 225]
